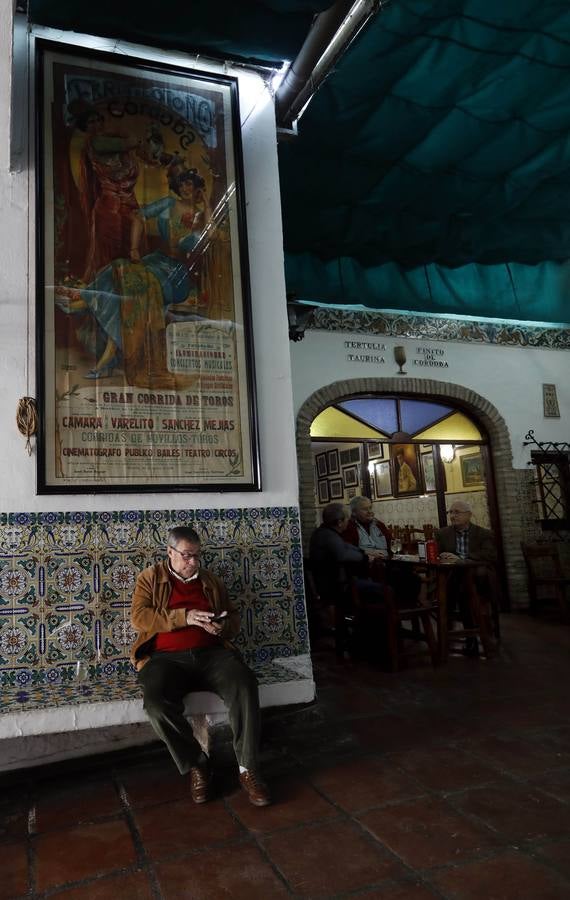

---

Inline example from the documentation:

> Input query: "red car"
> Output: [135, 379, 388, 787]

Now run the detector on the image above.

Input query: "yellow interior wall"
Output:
[414, 411, 482, 441]
[443, 446, 486, 494]
[310, 408, 388, 440]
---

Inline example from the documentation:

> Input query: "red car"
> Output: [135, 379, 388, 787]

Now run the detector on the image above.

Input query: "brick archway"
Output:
[296, 376, 527, 607]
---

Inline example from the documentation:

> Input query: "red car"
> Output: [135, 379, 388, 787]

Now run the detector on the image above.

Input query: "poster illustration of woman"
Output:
[38, 43, 259, 491]
[391, 444, 421, 496]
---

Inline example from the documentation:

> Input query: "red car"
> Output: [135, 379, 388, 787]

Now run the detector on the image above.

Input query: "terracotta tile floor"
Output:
[2, 613, 570, 899]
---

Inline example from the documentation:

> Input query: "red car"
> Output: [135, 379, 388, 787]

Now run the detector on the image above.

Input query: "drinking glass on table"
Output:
[391, 538, 402, 556]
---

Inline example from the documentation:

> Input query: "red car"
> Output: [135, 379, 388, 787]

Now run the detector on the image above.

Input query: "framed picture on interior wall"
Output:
[316, 452, 328, 478]
[460, 451, 484, 487]
[35, 41, 260, 493]
[421, 451, 436, 492]
[367, 441, 384, 460]
[329, 478, 343, 500]
[327, 449, 340, 475]
[343, 464, 359, 488]
[390, 443, 423, 496]
[318, 480, 330, 504]
[339, 448, 351, 465]
[347, 487, 357, 499]
[374, 460, 392, 497]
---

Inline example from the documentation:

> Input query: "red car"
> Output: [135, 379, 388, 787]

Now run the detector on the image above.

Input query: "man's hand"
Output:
[185, 609, 223, 634]
[366, 549, 388, 560]
[438, 552, 460, 563]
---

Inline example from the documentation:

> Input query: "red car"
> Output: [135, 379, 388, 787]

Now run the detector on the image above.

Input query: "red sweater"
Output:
[344, 517, 392, 552]
[154, 577, 220, 652]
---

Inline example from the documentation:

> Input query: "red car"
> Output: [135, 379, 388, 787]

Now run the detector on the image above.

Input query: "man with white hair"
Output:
[436, 500, 496, 655]
[436, 500, 495, 564]
[344, 496, 391, 558]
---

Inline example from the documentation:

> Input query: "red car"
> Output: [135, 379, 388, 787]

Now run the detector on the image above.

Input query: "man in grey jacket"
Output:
[436, 500, 497, 655]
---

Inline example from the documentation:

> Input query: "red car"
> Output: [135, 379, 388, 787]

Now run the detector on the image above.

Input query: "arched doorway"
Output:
[296, 377, 528, 608]
[310, 395, 496, 536]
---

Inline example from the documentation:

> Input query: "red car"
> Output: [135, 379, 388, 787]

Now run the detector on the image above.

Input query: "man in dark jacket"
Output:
[131, 525, 271, 807]
[309, 501, 395, 643]
[309, 502, 368, 595]
[436, 500, 497, 655]
[436, 501, 496, 564]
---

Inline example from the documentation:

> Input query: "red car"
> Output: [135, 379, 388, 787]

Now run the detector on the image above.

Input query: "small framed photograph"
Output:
[347, 487, 357, 499]
[329, 478, 343, 500]
[316, 452, 328, 478]
[317, 480, 330, 504]
[343, 464, 359, 488]
[339, 448, 351, 466]
[367, 441, 384, 460]
[421, 451, 436, 492]
[460, 451, 484, 487]
[327, 449, 340, 475]
[374, 460, 392, 497]
[349, 447, 361, 462]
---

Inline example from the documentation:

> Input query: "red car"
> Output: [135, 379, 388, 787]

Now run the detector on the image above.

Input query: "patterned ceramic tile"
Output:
[307, 307, 570, 350]
[0, 506, 308, 713]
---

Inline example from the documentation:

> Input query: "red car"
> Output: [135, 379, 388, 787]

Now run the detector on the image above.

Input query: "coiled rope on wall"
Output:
[16, 396, 38, 456]
[13, 33, 38, 460]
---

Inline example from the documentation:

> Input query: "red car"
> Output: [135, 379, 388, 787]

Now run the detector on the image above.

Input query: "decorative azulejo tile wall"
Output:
[0, 507, 308, 715]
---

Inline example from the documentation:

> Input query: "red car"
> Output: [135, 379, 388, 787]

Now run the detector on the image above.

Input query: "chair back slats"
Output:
[521, 542, 570, 620]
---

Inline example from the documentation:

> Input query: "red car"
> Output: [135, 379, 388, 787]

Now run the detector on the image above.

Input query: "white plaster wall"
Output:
[1, 21, 298, 513]
[0, 20, 312, 761]
[291, 330, 570, 469]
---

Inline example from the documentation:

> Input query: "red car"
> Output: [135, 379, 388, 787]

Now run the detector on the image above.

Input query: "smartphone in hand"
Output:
[210, 611, 228, 623]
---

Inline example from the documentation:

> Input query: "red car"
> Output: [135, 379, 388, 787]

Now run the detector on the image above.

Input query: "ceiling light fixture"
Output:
[440, 444, 455, 463]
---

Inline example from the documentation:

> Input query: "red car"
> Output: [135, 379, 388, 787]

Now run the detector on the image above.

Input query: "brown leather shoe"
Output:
[189, 764, 212, 804]
[239, 770, 272, 806]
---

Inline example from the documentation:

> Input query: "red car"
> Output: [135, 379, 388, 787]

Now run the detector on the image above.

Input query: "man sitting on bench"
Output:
[130, 525, 271, 807]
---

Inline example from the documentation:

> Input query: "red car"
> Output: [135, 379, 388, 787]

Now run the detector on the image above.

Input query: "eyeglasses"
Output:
[170, 546, 201, 561]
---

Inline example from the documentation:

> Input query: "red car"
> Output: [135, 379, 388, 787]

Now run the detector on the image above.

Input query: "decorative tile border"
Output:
[304, 307, 570, 350]
[0, 507, 308, 714]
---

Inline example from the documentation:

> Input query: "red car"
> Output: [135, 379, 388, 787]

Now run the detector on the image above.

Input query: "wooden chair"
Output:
[305, 556, 364, 658]
[521, 542, 570, 622]
[403, 524, 436, 553]
[443, 562, 500, 658]
[351, 575, 442, 671]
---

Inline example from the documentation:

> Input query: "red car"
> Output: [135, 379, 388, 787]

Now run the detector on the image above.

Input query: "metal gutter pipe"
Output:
[275, 0, 383, 130]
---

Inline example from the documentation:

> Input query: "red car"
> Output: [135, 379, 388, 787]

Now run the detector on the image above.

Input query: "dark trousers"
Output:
[137, 647, 261, 775]
[447, 566, 490, 629]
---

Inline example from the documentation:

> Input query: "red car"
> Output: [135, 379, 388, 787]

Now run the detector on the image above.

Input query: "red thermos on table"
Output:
[426, 539, 438, 562]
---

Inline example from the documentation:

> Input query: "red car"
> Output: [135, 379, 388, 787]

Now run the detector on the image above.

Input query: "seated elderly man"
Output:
[344, 495, 420, 604]
[130, 526, 271, 807]
[436, 500, 497, 655]
[309, 502, 369, 633]
[309, 502, 395, 657]
[344, 496, 392, 559]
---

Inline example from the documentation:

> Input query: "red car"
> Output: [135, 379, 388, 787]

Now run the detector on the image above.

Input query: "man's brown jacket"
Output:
[130, 560, 240, 670]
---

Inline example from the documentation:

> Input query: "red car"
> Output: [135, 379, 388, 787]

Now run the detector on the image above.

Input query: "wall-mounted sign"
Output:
[36, 42, 260, 493]
[344, 340, 386, 364]
[543, 384, 560, 418]
[413, 346, 449, 369]
[343, 339, 451, 370]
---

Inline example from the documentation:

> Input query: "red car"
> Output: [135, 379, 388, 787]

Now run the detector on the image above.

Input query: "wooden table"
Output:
[388, 555, 496, 661]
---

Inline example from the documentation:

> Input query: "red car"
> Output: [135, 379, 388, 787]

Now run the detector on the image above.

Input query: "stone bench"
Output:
[0, 654, 315, 772]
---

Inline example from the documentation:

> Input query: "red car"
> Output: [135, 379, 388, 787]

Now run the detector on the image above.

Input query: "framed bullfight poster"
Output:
[36, 42, 260, 492]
